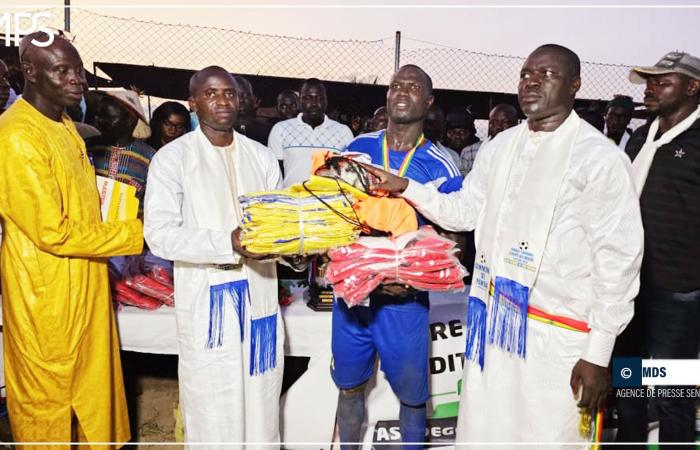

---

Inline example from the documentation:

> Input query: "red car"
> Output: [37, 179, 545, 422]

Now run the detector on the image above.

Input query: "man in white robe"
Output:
[364, 45, 644, 448]
[144, 66, 283, 447]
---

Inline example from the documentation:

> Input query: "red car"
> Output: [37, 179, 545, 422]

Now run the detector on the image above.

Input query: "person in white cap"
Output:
[614, 51, 700, 448]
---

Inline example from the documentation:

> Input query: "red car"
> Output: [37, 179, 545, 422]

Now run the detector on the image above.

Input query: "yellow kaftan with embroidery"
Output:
[0, 98, 143, 447]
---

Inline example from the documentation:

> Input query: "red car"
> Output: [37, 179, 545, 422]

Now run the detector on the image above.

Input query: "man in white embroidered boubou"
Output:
[362, 45, 644, 448]
[144, 66, 284, 448]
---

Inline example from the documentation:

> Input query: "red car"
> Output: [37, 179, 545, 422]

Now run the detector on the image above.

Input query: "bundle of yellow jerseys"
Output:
[239, 182, 361, 255]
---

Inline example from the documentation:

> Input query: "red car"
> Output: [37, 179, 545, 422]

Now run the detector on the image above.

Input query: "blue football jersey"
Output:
[345, 130, 463, 194]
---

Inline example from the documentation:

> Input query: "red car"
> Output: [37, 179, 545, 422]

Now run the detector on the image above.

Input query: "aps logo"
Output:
[1, 12, 55, 48]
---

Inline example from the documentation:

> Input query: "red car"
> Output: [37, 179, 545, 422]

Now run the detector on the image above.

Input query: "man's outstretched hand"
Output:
[360, 163, 410, 196]
[570, 359, 610, 411]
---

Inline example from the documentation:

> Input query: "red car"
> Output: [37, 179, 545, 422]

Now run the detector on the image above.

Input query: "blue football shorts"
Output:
[331, 293, 430, 405]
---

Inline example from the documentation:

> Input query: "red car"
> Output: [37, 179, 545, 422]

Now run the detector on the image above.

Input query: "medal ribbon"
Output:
[382, 131, 425, 177]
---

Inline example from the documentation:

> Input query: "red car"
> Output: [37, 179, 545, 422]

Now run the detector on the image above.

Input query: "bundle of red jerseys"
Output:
[111, 263, 174, 310]
[326, 226, 468, 306]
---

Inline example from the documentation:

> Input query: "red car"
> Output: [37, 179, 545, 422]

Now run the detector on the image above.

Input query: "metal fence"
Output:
[26, 7, 643, 104]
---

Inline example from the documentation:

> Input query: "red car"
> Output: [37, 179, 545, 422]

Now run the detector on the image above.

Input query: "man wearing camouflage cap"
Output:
[615, 51, 700, 447]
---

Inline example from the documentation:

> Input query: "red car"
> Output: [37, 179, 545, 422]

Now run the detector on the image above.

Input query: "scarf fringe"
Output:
[487, 277, 529, 358]
[207, 279, 248, 349]
[250, 313, 277, 376]
[465, 296, 487, 370]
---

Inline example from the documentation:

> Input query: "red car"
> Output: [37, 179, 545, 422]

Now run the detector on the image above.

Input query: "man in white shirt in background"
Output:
[268, 78, 354, 187]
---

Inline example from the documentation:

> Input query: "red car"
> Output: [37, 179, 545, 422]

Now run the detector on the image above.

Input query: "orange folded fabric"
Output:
[353, 196, 418, 237]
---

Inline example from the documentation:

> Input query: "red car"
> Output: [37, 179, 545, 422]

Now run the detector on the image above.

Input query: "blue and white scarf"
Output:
[466, 111, 580, 369]
[185, 127, 279, 375]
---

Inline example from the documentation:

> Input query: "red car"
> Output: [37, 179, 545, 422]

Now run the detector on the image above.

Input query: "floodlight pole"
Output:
[64, 0, 70, 32]
[394, 31, 401, 72]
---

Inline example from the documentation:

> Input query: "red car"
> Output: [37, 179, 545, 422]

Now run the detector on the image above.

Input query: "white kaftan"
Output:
[402, 117, 644, 448]
[144, 128, 284, 448]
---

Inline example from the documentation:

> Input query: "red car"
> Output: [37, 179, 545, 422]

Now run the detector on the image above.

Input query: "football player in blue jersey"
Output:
[332, 64, 463, 450]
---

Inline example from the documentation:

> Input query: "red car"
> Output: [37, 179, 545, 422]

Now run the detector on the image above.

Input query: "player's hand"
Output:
[570, 359, 610, 411]
[359, 163, 410, 196]
[231, 227, 271, 260]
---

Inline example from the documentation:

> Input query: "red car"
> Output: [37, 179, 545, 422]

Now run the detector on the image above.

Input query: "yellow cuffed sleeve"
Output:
[0, 131, 144, 258]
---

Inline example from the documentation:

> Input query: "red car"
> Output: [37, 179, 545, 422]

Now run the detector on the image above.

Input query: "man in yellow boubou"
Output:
[0, 32, 143, 446]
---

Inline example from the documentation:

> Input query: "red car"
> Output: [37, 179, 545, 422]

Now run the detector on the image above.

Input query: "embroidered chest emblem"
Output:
[675, 148, 685, 158]
[505, 242, 536, 272]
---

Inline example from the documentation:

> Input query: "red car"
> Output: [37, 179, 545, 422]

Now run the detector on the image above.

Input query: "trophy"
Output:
[307, 255, 334, 311]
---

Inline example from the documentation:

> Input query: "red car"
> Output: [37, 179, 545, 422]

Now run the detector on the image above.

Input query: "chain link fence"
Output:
[24, 7, 643, 104]
[34, 8, 395, 85]
[400, 38, 644, 102]
[3, 7, 647, 136]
